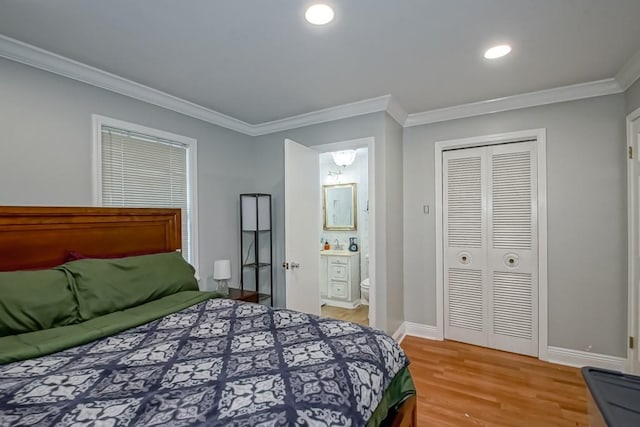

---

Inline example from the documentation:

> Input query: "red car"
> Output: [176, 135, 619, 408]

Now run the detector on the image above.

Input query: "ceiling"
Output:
[0, 0, 639, 125]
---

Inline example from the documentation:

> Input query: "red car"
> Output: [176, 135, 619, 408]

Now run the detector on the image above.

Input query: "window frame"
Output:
[91, 114, 199, 272]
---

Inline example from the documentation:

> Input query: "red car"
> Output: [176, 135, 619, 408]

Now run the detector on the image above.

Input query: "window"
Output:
[92, 115, 198, 267]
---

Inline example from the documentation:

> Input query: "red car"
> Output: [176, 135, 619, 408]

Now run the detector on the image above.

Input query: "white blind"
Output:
[100, 126, 191, 261]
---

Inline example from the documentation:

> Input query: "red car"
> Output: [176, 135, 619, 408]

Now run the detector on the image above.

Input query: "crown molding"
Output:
[1, 33, 635, 136]
[250, 95, 394, 136]
[616, 48, 640, 91]
[385, 95, 408, 126]
[0, 34, 255, 135]
[405, 78, 623, 127]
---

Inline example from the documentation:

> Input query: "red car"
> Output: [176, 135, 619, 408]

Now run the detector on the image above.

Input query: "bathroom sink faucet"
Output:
[334, 239, 342, 250]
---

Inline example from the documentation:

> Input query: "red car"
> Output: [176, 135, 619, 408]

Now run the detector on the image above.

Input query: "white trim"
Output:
[312, 137, 373, 153]
[547, 346, 627, 371]
[91, 115, 199, 273]
[392, 321, 443, 343]
[405, 322, 443, 341]
[434, 129, 548, 358]
[434, 150, 445, 343]
[392, 322, 407, 342]
[311, 137, 377, 328]
[0, 35, 253, 136]
[537, 132, 549, 362]
[385, 95, 409, 127]
[627, 107, 640, 374]
[406, 79, 622, 127]
[252, 96, 393, 136]
[394, 321, 626, 371]
[0, 34, 631, 136]
[616, 48, 640, 91]
[0, 33, 402, 133]
[321, 299, 362, 309]
[2, 33, 634, 137]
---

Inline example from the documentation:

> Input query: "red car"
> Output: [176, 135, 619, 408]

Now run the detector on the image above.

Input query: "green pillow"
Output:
[0, 269, 79, 337]
[61, 251, 198, 320]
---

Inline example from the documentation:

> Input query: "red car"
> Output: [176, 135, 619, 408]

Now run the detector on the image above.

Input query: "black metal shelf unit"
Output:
[239, 193, 273, 306]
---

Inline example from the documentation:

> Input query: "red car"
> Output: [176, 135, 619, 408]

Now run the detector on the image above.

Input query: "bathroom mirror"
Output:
[323, 183, 357, 231]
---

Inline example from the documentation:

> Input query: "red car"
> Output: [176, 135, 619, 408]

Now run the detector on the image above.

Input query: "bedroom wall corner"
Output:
[250, 112, 408, 332]
[0, 57, 256, 284]
[626, 78, 640, 115]
[383, 113, 405, 334]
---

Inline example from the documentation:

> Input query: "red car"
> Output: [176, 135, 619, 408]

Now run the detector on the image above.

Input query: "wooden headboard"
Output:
[0, 206, 181, 271]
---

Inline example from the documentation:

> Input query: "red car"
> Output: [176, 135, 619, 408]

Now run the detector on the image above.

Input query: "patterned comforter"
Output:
[0, 298, 409, 426]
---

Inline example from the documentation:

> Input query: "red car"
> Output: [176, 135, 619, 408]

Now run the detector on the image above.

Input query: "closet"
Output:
[443, 140, 538, 357]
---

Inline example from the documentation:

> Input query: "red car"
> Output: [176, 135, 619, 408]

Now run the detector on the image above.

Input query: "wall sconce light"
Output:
[327, 170, 342, 184]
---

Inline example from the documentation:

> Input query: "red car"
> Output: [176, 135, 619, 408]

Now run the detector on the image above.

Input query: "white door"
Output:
[443, 147, 488, 347]
[284, 139, 321, 315]
[629, 112, 640, 373]
[444, 141, 538, 356]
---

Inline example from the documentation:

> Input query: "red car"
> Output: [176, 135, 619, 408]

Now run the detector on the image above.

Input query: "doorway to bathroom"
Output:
[316, 138, 374, 327]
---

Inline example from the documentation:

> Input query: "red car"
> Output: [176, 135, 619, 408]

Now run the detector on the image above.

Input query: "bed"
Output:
[0, 206, 416, 426]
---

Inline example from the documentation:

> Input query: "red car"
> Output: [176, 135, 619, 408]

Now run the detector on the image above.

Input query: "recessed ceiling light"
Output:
[484, 44, 512, 59]
[305, 4, 334, 25]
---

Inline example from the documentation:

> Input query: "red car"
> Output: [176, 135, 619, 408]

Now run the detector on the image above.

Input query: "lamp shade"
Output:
[213, 259, 231, 280]
[332, 150, 357, 167]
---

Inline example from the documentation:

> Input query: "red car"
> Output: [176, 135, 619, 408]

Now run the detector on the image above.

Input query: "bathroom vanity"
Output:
[320, 250, 361, 308]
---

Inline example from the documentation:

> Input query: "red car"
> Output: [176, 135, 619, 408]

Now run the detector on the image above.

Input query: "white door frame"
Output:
[312, 137, 377, 328]
[627, 107, 640, 373]
[434, 129, 549, 360]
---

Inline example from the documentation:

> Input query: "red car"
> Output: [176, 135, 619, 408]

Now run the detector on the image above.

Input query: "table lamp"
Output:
[213, 259, 231, 296]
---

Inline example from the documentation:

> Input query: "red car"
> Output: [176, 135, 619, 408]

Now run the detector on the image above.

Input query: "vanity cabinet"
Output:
[320, 251, 360, 308]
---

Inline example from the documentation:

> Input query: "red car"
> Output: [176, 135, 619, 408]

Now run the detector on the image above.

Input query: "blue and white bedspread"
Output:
[0, 298, 409, 426]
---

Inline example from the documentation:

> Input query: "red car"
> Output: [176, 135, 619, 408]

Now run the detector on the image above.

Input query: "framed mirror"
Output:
[323, 183, 357, 231]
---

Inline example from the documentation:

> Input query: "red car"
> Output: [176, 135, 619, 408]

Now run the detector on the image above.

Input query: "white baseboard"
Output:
[322, 299, 361, 309]
[392, 322, 407, 342]
[392, 324, 626, 372]
[393, 322, 626, 371]
[405, 322, 443, 341]
[546, 346, 627, 371]
[392, 321, 443, 343]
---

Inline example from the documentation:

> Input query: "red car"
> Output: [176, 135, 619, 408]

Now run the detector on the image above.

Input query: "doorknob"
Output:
[282, 261, 300, 270]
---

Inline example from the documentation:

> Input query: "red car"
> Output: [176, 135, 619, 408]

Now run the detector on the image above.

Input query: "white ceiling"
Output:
[0, 0, 639, 124]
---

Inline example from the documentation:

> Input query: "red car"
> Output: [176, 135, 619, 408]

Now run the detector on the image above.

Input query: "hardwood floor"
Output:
[400, 337, 588, 426]
[321, 304, 369, 326]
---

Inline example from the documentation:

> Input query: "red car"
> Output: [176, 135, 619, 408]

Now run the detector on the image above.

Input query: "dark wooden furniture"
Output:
[227, 288, 259, 303]
[0, 206, 181, 271]
[0, 205, 416, 426]
[389, 396, 417, 427]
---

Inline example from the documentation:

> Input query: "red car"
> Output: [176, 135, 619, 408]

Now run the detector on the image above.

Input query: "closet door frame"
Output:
[434, 128, 549, 361]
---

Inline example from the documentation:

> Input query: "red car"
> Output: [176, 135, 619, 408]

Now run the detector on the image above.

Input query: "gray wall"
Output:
[383, 115, 404, 333]
[3, 55, 630, 353]
[0, 58, 255, 283]
[251, 112, 404, 333]
[403, 94, 628, 357]
[627, 78, 640, 114]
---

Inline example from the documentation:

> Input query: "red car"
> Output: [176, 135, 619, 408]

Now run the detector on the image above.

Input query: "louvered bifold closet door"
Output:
[487, 141, 538, 356]
[443, 147, 488, 347]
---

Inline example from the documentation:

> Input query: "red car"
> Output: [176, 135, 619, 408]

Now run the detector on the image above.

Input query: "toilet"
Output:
[360, 278, 370, 306]
[360, 253, 370, 305]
